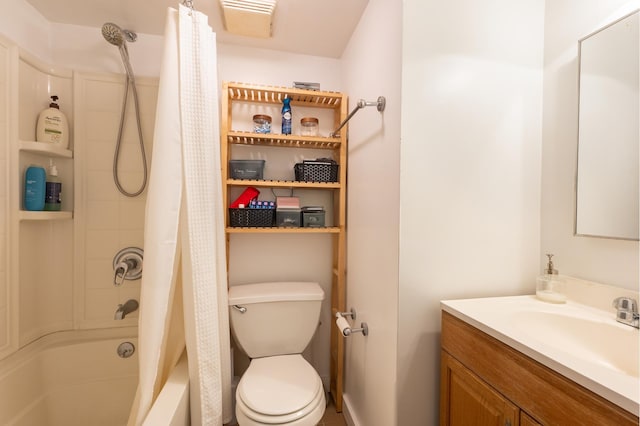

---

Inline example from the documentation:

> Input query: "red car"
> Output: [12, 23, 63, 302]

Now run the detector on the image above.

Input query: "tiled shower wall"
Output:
[74, 72, 158, 328]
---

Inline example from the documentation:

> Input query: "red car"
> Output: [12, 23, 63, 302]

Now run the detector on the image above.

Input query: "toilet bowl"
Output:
[235, 355, 325, 425]
[228, 282, 326, 426]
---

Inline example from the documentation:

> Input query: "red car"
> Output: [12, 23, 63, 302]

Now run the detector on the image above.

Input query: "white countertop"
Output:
[441, 294, 639, 416]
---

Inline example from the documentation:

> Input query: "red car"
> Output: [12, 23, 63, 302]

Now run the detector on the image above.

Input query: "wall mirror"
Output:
[575, 10, 639, 240]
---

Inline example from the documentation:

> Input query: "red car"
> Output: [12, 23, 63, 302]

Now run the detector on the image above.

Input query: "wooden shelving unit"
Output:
[221, 81, 348, 411]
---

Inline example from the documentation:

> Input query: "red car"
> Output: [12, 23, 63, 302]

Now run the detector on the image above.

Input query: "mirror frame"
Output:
[574, 9, 640, 241]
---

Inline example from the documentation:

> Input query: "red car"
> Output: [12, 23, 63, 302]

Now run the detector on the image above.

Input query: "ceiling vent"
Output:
[220, 0, 276, 38]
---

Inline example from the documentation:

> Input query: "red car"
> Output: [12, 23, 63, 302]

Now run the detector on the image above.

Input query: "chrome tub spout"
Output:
[115, 299, 139, 320]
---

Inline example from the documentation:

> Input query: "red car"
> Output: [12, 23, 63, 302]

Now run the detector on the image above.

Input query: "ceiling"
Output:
[24, 0, 369, 58]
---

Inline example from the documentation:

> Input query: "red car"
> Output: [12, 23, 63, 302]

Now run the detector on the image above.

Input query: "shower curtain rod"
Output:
[330, 96, 386, 137]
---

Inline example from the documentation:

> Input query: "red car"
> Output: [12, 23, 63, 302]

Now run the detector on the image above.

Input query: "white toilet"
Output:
[228, 281, 326, 426]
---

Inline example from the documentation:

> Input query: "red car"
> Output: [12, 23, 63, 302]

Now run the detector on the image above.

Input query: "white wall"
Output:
[399, 1, 545, 424]
[340, 0, 402, 424]
[0, 0, 51, 61]
[0, 40, 8, 352]
[541, 0, 639, 290]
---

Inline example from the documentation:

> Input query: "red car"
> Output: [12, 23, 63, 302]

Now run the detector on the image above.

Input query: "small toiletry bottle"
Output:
[535, 254, 566, 303]
[44, 159, 62, 211]
[24, 165, 46, 211]
[36, 95, 69, 148]
[281, 97, 292, 135]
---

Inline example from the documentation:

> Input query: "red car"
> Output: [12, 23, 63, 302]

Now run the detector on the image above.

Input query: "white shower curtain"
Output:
[127, 5, 232, 425]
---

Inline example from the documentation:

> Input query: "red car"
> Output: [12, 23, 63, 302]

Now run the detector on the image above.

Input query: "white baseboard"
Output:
[342, 393, 359, 426]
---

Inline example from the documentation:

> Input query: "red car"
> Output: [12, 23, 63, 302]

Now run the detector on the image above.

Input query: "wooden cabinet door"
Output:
[441, 350, 519, 426]
[520, 412, 541, 426]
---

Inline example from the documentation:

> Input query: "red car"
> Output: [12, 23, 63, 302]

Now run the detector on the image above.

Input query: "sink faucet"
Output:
[115, 299, 139, 320]
[612, 297, 639, 329]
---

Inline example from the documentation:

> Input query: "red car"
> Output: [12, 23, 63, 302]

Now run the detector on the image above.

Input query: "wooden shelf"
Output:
[226, 178, 340, 189]
[225, 82, 343, 108]
[226, 226, 340, 234]
[227, 131, 342, 149]
[19, 140, 73, 158]
[19, 211, 73, 221]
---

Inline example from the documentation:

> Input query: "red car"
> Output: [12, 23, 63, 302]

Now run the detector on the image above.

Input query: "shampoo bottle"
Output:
[36, 95, 69, 148]
[281, 97, 292, 135]
[24, 165, 46, 211]
[535, 254, 566, 303]
[44, 159, 62, 211]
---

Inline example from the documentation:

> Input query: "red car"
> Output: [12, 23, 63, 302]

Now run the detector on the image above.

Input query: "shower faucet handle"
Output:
[113, 260, 134, 286]
[112, 247, 144, 286]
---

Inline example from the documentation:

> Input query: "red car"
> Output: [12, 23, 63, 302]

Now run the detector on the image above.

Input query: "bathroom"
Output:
[0, 0, 638, 425]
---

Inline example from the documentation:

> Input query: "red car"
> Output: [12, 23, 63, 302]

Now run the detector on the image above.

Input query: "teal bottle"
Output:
[24, 165, 46, 211]
[281, 97, 292, 135]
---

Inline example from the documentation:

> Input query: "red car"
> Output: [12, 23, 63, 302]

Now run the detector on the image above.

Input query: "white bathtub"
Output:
[0, 327, 139, 426]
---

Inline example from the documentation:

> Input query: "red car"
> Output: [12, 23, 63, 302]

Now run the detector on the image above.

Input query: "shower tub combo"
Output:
[0, 19, 193, 426]
[0, 327, 190, 426]
[0, 328, 138, 425]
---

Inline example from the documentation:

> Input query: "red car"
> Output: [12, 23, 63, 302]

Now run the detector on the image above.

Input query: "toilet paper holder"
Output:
[335, 308, 369, 337]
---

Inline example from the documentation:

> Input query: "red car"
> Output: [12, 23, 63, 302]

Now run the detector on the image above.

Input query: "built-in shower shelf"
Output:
[19, 140, 73, 158]
[19, 211, 73, 221]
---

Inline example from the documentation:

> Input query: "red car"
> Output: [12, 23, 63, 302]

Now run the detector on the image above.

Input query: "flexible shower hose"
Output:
[113, 73, 148, 197]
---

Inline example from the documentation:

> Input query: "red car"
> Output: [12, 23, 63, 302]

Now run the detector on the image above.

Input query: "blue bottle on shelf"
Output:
[24, 165, 46, 211]
[281, 97, 292, 135]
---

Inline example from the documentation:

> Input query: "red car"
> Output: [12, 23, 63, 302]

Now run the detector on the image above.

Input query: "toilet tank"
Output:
[228, 282, 324, 358]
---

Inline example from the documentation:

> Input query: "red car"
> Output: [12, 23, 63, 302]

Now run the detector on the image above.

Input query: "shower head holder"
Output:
[122, 29, 137, 43]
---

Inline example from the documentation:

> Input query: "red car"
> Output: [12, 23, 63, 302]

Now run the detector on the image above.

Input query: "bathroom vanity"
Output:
[440, 290, 639, 426]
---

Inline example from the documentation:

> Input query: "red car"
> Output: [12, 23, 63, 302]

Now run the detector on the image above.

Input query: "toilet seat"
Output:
[236, 354, 325, 425]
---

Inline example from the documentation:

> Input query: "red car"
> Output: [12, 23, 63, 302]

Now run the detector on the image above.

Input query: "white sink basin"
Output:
[512, 310, 639, 377]
[441, 295, 640, 416]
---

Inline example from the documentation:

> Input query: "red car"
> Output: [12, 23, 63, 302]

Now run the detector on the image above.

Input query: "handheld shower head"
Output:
[102, 22, 125, 46]
[101, 22, 138, 82]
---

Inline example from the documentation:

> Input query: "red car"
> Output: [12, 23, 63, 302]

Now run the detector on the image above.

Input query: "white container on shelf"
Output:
[36, 95, 69, 149]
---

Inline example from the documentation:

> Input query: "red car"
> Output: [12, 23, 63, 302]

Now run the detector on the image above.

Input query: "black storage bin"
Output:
[229, 160, 265, 180]
[229, 208, 275, 227]
[294, 162, 339, 183]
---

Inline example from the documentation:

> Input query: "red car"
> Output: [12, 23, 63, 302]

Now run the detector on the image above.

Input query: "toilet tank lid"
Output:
[228, 282, 324, 305]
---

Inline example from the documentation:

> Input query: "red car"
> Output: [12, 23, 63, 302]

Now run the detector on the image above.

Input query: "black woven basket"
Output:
[294, 162, 339, 183]
[229, 208, 275, 227]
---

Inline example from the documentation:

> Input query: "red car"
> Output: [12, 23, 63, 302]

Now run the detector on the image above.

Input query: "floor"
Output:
[318, 397, 347, 426]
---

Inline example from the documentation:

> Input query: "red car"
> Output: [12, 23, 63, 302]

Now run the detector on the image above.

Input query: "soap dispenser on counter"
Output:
[536, 254, 566, 304]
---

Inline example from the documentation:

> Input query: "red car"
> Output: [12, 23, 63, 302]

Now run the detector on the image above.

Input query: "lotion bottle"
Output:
[36, 95, 69, 148]
[44, 159, 62, 211]
[535, 254, 566, 303]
